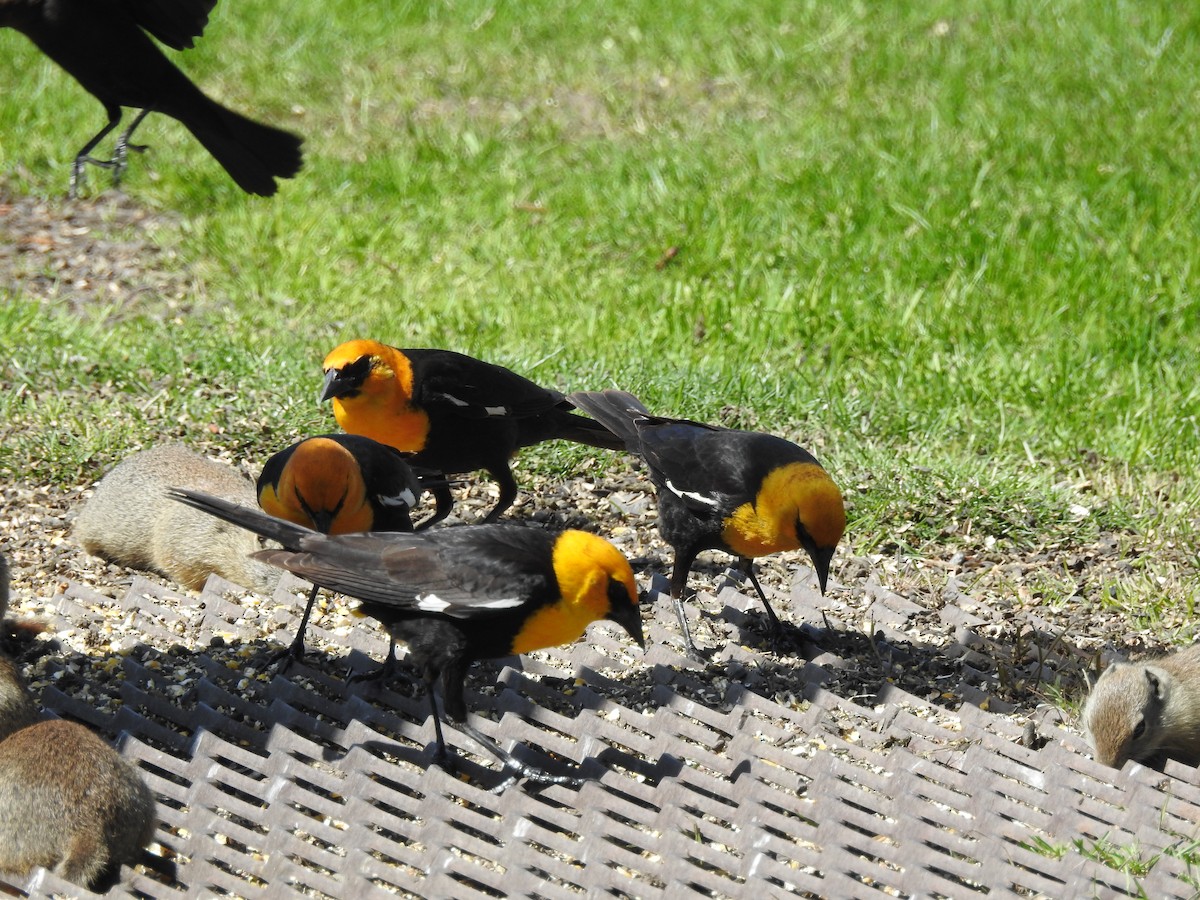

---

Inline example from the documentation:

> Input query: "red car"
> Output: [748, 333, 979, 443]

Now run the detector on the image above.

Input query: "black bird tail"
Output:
[566, 390, 652, 449]
[543, 406, 629, 451]
[184, 100, 303, 196]
[168, 488, 315, 550]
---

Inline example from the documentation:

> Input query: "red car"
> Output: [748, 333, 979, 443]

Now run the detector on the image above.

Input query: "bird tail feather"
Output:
[185, 102, 303, 196]
[168, 488, 314, 550]
[566, 390, 652, 448]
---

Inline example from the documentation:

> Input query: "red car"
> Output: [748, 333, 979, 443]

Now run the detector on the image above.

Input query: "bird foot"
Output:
[675, 611, 714, 663]
[756, 607, 797, 655]
[111, 141, 148, 188]
[264, 641, 307, 673]
[346, 654, 403, 687]
[760, 619, 789, 650]
[488, 762, 586, 794]
[69, 155, 117, 198]
[681, 638, 713, 665]
[445, 725, 591, 793]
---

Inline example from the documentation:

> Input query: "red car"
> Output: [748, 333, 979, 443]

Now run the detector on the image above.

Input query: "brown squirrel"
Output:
[0, 655, 38, 739]
[0, 656, 157, 887]
[0, 552, 157, 886]
[73, 444, 278, 592]
[1082, 644, 1200, 769]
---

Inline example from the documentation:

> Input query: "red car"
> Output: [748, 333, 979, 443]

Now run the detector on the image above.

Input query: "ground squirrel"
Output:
[0, 658, 157, 888]
[0, 654, 38, 740]
[1083, 643, 1200, 769]
[73, 444, 278, 592]
[0, 554, 157, 887]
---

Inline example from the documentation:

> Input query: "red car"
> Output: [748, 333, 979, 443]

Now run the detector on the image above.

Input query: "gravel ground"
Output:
[2, 187, 1194, 750]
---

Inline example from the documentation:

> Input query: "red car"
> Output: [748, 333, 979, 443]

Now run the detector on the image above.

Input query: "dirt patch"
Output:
[0, 185, 198, 323]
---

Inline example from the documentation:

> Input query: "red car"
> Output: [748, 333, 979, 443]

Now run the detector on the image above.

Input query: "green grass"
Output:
[3, 0, 1200, 621]
[1019, 832, 1200, 897]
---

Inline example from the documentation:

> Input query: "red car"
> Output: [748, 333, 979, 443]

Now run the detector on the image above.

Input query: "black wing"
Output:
[126, 0, 216, 49]
[255, 526, 554, 619]
[637, 425, 811, 514]
[405, 349, 568, 420]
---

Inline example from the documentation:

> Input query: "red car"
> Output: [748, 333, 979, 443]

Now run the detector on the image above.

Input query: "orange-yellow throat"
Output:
[720, 461, 845, 558]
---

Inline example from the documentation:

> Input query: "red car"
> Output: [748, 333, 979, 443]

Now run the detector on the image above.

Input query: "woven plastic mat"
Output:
[2, 569, 1197, 899]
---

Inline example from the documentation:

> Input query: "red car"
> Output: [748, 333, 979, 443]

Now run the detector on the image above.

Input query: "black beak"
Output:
[320, 354, 373, 404]
[810, 545, 835, 595]
[319, 367, 343, 404]
[610, 586, 646, 649]
[626, 608, 647, 649]
[311, 509, 335, 534]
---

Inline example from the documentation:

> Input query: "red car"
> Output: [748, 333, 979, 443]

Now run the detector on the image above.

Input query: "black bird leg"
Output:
[426, 688, 451, 767]
[111, 108, 151, 186]
[70, 106, 122, 198]
[739, 558, 785, 645]
[266, 582, 321, 672]
[416, 479, 454, 530]
[346, 634, 404, 685]
[481, 465, 519, 524]
[427, 665, 587, 791]
[671, 594, 703, 661]
[669, 547, 709, 662]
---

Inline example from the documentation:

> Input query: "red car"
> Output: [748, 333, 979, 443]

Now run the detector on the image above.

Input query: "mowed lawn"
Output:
[2, 0, 1200, 625]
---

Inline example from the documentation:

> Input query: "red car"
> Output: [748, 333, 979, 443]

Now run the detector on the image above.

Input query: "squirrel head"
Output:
[1083, 661, 1169, 768]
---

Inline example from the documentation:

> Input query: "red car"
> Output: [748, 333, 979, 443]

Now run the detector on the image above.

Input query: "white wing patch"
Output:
[476, 597, 524, 609]
[436, 393, 509, 416]
[415, 593, 451, 613]
[665, 479, 720, 507]
[378, 489, 417, 508]
[415, 593, 522, 613]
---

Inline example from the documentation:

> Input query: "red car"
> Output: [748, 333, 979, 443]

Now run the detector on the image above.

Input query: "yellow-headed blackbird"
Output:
[569, 389, 845, 657]
[319, 340, 625, 527]
[2, 0, 303, 196]
[170, 488, 645, 787]
[257, 434, 423, 667]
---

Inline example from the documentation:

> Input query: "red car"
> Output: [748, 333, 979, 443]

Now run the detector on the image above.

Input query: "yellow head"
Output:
[320, 340, 428, 451]
[259, 438, 374, 534]
[722, 461, 845, 591]
[510, 530, 644, 654]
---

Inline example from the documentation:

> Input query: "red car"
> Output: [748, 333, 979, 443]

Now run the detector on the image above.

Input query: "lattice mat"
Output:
[2, 570, 1197, 899]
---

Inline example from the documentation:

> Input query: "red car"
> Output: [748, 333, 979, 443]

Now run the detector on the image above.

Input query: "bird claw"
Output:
[111, 140, 148, 187]
[489, 764, 585, 794]
[438, 729, 590, 792]
[69, 156, 113, 198]
[679, 633, 713, 664]
[430, 744, 460, 774]
[264, 641, 306, 673]
[346, 655, 401, 687]
[686, 646, 713, 665]
[69, 153, 128, 198]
